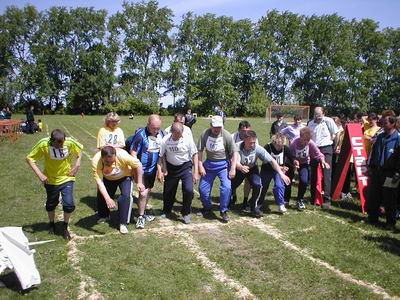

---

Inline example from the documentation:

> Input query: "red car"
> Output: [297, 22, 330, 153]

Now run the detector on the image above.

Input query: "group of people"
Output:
[25, 107, 400, 240]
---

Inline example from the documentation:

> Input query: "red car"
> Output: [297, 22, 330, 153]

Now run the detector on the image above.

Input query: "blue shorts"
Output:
[44, 181, 75, 213]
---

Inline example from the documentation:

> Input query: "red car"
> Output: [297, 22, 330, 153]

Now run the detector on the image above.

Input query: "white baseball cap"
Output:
[211, 115, 223, 127]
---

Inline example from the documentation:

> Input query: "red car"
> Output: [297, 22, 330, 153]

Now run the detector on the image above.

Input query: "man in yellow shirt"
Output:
[26, 129, 83, 240]
[92, 146, 145, 233]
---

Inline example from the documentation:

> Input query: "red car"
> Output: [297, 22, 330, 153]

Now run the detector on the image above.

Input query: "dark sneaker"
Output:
[220, 211, 229, 223]
[63, 228, 72, 241]
[48, 222, 56, 235]
[297, 200, 306, 210]
[252, 207, 263, 218]
[241, 201, 249, 211]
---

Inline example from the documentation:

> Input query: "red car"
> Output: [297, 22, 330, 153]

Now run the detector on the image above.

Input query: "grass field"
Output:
[1, 115, 400, 299]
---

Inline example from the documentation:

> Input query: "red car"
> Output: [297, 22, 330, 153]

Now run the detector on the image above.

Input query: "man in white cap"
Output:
[197, 115, 238, 222]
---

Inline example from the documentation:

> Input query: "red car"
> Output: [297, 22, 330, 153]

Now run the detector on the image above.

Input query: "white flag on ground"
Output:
[0, 227, 41, 290]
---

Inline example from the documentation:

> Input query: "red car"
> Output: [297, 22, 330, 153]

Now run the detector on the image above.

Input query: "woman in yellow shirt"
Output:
[363, 113, 380, 157]
[97, 112, 125, 150]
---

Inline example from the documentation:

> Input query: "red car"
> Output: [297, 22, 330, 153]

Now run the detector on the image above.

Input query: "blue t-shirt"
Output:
[129, 127, 164, 174]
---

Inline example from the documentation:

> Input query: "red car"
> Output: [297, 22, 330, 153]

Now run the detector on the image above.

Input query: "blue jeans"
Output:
[45, 181, 75, 213]
[260, 165, 285, 207]
[297, 164, 309, 200]
[199, 160, 231, 213]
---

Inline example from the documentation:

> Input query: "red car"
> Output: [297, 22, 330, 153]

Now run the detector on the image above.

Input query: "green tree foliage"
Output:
[1, 3, 399, 116]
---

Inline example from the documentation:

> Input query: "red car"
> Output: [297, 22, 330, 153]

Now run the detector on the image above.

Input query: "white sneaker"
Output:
[144, 213, 155, 222]
[341, 192, 347, 201]
[297, 200, 306, 210]
[346, 193, 353, 200]
[278, 205, 287, 213]
[136, 216, 145, 229]
[183, 214, 191, 224]
[119, 224, 128, 234]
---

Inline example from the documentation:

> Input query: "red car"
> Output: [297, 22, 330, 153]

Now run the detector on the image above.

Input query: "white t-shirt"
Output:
[164, 124, 193, 140]
[308, 117, 339, 147]
[160, 133, 198, 166]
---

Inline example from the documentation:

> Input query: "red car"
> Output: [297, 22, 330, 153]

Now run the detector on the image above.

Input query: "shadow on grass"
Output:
[79, 196, 97, 211]
[364, 235, 400, 256]
[0, 271, 36, 294]
[323, 201, 365, 223]
[22, 222, 66, 239]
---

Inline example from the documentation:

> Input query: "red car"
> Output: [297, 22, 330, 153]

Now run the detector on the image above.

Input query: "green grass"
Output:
[0, 115, 399, 299]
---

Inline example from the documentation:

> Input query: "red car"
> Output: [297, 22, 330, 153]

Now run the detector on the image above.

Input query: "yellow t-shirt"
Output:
[96, 127, 125, 149]
[92, 148, 141, 181]
[27, 137, 83, 185]
[364, 126, 380, 156]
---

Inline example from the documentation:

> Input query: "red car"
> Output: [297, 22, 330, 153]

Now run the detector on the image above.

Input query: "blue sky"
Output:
[1, 0, 399, 29]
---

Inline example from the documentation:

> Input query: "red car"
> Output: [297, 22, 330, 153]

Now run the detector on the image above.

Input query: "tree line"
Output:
[1, 0, 399, 116]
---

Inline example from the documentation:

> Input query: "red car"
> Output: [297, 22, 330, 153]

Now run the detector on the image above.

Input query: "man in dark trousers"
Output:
[367, 115, 400, 231]
[26, 105, 35, 134]
[270, 113, 287, 138]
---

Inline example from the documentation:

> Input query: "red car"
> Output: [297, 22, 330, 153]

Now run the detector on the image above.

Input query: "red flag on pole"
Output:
[332, 123, 369, 213]
[314, 163, 324, 206]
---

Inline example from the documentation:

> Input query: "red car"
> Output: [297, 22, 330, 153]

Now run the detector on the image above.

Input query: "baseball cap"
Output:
[211, 115, 223, 127]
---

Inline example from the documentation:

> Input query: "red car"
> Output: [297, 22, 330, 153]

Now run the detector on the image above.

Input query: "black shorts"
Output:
[143, 172, 157, 189]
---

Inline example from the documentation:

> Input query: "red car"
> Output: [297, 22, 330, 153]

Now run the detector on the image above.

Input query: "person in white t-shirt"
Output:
[307, 106, 338, 209]
[158, 122, 199, 224]
[164, 113, 193, 140]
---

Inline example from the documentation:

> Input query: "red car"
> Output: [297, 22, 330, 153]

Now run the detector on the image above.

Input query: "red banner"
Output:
[332, 123, 369, 213]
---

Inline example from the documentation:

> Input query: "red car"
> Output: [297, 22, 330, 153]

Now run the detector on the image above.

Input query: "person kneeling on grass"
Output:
[260, 133, 294, 213]
[233, 130, 291, 217]
[92, 146, 145, 234]
[26, 129, 83, 240]
[158, 122, 200, 224]
[289, 127, 328, 210]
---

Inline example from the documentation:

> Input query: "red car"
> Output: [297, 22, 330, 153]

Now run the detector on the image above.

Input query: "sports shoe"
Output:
[63, 227, 72, 241]
[278, 205, 287, 213]
[297, 200, 306, 210]
[252, 207, 263, 218]
[48, 222, 56, 235]
[220, 211, 229, 223]
[119, 224, 129, 234]
[136, 216, 145, 229]
[340, 192, 347, 201]
[144, 213, 155, 222]
[183, 214, 191, 224]
[346, 193, 353, 200]
[97, 216, 110, 224]
[241, 201, 250, 211]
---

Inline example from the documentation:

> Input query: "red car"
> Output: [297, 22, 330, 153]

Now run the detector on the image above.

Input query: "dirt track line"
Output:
[61, 125, 92, 161]
[169, 230, 257, 300]
[239, 218, 396, 300]
[68, 233, 103, 300]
